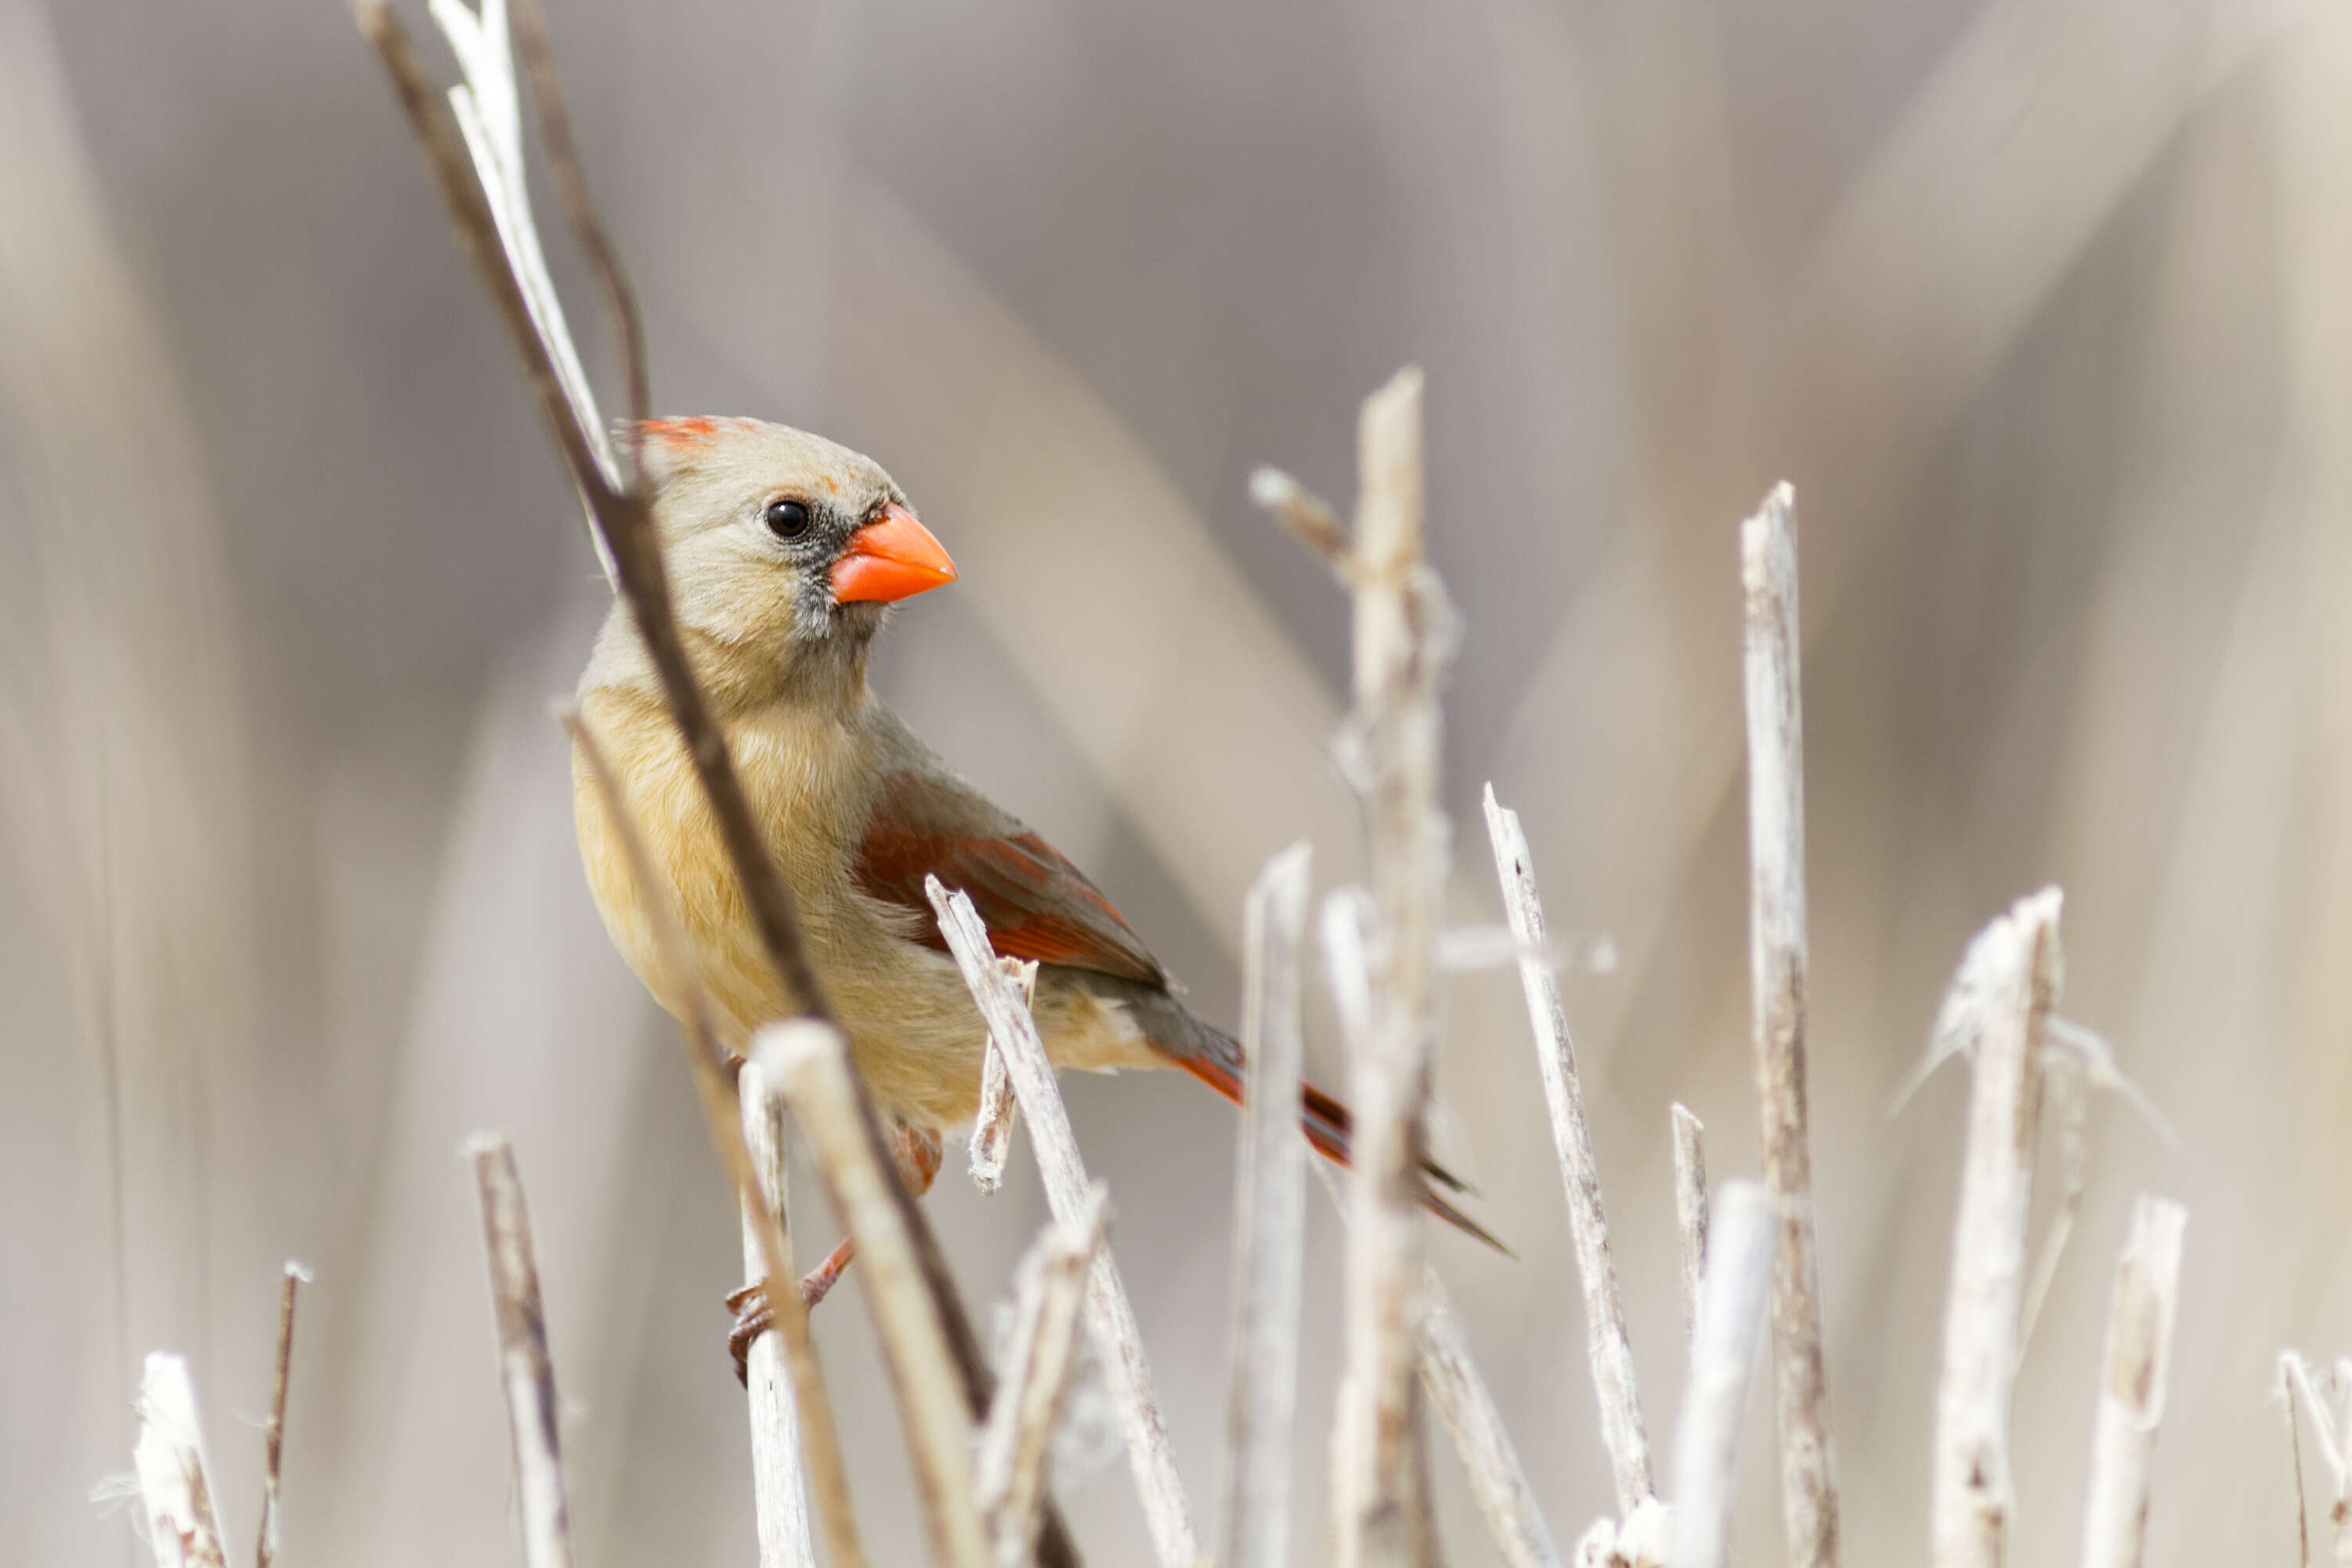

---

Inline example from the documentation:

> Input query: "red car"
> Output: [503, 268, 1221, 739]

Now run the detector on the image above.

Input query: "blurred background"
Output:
[3, 0, 2346, 1561]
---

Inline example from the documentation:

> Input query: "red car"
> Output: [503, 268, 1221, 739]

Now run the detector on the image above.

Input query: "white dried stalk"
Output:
[256, 1261, 308, 1568]
[2281, 1353, 2316, 1568]
[1483, 783, 1652, 1512]
[756, 1021, 992, 1568]
[133, 1352, 230, 1568]
[425, 0, 622, 562]
[1670, 1107, 1708, 1349]
[1738, 482, 1840, 1568]
[1671, 1180, 1776, 1568]
[2018, 1052, 2090, 1361]
[467, 1134, 577, 1568]
[925, 876, 1200, 1568]
[739, 1061, 816, 1568]
[2282, 1351, 2350, 1565]
[1417, 1270, 1567, 1568]
[967, 959, 1033, 1194]
[977, 1187, 1107, 1567]
[2076, 1195, 2186, 1568]
[1220, 841, 1314, 1568]
[1929, 888, 2064, 1568]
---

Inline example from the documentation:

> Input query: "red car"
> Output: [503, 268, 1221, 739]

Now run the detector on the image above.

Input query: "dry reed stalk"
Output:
[1738, 482, 1840, 1568]
[255, 1262, 305, 1568]
[1483, 784, 1653, 1513]
[927, 876, 1201, 1568]
[1929, 888, 2064, 1568]
[2279, 1352, 2348, 1565]
[757, 1020, 993, 1568]
[1670, 1180, 1776, 1568]
[467, 1135, 577, 1568]
[563, 708, 865, 1568]
[977, 1188, 1108, 1567]
[1670, 1106, 1708, 1349]
[2076, 1195, 2186, 1568]
[359, 23, 1064, 1561]
[739, 1060, 817, 1568]
[966, 963, 1028, 1194]
[133, 1352, 230, 1568]
[1220, 842, 1314, 1568]
[2279, 1353, 2315, 1568]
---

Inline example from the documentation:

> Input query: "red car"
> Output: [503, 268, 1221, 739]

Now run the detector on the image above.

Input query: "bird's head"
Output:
[610, 417, 957, 699]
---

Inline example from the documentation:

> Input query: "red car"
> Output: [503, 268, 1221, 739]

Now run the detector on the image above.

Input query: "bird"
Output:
[568, 415, 1497, 1347]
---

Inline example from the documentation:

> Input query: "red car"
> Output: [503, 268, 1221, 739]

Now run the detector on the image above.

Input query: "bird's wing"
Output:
[853, 768, 1168, 986]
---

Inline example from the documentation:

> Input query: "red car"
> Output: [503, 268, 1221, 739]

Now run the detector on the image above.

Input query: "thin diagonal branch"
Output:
[255, 1263, 307, 1568]
[1671, 1106, 1708, 1350]
[468, 1136, 576, 1568]
[977, 1188, 1108, 1567]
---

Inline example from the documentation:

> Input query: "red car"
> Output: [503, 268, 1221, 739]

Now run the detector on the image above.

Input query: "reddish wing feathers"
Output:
[854, 772, 1165, 985]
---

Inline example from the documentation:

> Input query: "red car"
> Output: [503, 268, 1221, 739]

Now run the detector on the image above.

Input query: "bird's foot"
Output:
[726, 1237, 860, 1383]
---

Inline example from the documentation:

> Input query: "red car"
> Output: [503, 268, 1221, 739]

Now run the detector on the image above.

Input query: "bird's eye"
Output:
[764, 499, 811, 540]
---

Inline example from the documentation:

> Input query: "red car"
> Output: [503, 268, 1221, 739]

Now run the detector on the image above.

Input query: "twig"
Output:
[563, 708, 865, 1568]
[1319, 911, 1562, 1568]
[1248, 467, 1352, 568]
[1671, 1107, 1709, 1349]
[1738, 482, 1840, 1568]
[1930, 888, 2064, 1568]
[977, 1188, 1108, 1567]
[757, 1020, 993, 1568]
[2282, 1353, 2314, 1568]
[739, 1060, 817, 1568]
[927, 877, 1201, 1568]
[255, 1263, 307, 1568]
[1483, 783, 1652, 1513]
[967, 960, 1033, 1194]
[1670, 1180, 1776, 1568]
[467, 1135, 577, 1568]
[134, 1352, 230, 1568]
[1222, 843, 1315, 1568]
[1415, 1270, 1566, 1568]
[2077, 1195, 2186, 1568]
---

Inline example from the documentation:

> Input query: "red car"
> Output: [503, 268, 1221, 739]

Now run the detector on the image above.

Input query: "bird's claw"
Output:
[726, 1239, 859, 1384]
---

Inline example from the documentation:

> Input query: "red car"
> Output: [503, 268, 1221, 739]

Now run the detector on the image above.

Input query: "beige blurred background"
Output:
[3, 0, 2347, 1562]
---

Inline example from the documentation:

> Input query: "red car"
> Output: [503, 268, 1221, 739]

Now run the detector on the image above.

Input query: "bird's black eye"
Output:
[764, 498, 811, 540]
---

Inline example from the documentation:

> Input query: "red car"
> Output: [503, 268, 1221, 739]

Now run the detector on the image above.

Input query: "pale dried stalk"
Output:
[1221, 841, 1314, 1568]
[468, 1135, 577, 1568]
[977, 1187, 1108, 1567]
[739, 1061, 816, 1568]
[1416, 1270, 1566, 1568]
[927, 876, 1201, 1568]
[134, 1352, 230, 1568]
[2077, 1195, 2186, 1568]
[757, 1020, 992, 1568]
[255, 1263, 306, 1568]
[1326, 366, 1451, 1568]
[1483, 783, 1652, 1513]
[1321, 903, 1562, 1568]
[1671, 1107, 1708, 1349]
[563, 709, 865, 1568]
[2280, 1352, 2348, 1565]
[1930, 888, 2064, 1568]
[1738, 482, 1840, 1568]
[2019, 1054, 2090, 1360]
[967, 959, 1033, 1194]
[2280, 1353, 2314, 1568]
[1671, 1181, 1776, 1568]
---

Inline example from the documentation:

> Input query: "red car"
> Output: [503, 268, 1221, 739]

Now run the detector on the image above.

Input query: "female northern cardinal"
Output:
[571, 417, 1494, 1321]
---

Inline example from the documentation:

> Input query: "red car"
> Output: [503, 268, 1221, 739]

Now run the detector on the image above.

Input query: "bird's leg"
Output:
[728, 1119, 945, 1379]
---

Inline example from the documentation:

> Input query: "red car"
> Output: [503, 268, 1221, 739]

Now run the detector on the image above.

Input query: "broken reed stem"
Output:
[1671, 1180, 1776, 1568]
[467, 1136, 577, 1568]
[2279, 1354, 2314, 1568]
[1929, 888, 2064, 1568]
[967, 963, 1031, 1194]
[1671, 1106, 1709, 1349]
[757, 1020, 992, 1568]
[255, 1263, 305, 1568]
[739, 1061, 817, 1568]
[927, 877, 1201, 1568]
[563, 708, 866, 1568]
[1482, 784, 1652, 1514]
[977, 1189, 1108, 1568]
[359, 25, 1054, 1561]
[1222, 843, 1315, 1568]
[1415, 1270, 1566, 1568]
[1328, 365, 1451, 1568]
[134, 1352, 229, 1568]
[2077, 1195, 2186, 1568]
[1738, 482, 1840, 1568]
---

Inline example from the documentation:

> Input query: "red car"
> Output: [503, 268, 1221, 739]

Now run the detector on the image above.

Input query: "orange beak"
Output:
[830, 503, 958, 604]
